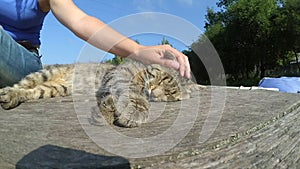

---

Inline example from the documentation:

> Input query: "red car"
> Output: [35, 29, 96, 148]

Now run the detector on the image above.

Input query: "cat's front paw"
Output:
[113, 95, 150, 128]
[98, 95, 116, 125]
[114, 107, 149, 128]
[98, 93, 150, 128]
[0, 89, 22, 110]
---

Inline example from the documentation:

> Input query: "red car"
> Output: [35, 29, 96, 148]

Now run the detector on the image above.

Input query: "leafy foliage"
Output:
[105, 40, 140, 65]
[186, 0, 300, 86]
[105, 56, 126, 65]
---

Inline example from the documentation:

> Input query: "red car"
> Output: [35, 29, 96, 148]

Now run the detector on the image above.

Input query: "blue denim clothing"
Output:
[0, 0, 48, 46]
[0, 27, 42, 87]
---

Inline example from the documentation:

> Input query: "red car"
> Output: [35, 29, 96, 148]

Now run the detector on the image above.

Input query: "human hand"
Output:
[128, 45, 191, 79]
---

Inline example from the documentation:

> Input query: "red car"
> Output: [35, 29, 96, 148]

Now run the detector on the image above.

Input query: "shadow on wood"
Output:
[16, 145, 130, 169]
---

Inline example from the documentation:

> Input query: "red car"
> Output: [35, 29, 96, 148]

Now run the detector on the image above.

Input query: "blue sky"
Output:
[40, 0, 219, 64]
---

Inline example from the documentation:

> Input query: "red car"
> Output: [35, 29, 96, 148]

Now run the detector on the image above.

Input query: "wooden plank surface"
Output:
[0, 87, 299, 168]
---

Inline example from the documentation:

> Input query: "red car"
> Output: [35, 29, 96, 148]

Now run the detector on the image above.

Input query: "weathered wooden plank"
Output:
[0, 87, 299, 168]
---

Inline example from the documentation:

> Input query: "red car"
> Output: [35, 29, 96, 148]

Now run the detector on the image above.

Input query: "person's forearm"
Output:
[50, 0, 142, 57]
[49, 0, 190, 78]
[74, 15, 142, 57]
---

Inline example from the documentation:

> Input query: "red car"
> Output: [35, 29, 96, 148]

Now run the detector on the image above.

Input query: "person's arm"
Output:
[49, 0, 191, 78]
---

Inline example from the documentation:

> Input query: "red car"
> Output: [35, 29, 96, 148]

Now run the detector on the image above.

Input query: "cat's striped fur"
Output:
[0, 60, 204, 127]
[0, 64, 74, 109]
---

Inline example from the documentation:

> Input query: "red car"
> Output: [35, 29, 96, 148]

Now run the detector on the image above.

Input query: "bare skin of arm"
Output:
[39, 0, 191, 78]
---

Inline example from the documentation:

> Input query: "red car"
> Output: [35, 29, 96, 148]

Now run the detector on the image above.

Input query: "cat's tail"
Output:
[0, 65, 74, 110]
[13, 64, 74, 90]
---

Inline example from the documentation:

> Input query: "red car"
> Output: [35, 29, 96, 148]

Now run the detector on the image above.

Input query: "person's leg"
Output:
[0, 27, 42, 87]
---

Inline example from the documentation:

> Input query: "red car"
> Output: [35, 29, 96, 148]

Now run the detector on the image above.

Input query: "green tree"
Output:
[161, 37, 172, 46]
[273, 0, 300, 71]
[105, 40, 141, 65]
[220, 0, 278, 79]
[105, 55, 125, 65]
[187, 0, 300, 86]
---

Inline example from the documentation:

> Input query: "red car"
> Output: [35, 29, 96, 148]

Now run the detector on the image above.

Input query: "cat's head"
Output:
[142, 65, 186, 101]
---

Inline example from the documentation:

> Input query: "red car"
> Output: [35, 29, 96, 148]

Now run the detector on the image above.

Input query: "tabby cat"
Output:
[0, 60, 204, 127]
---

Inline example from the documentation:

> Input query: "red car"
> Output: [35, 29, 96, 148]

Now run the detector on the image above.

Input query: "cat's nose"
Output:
[145, 89, 152, 97]
[145, 89, 156, 101]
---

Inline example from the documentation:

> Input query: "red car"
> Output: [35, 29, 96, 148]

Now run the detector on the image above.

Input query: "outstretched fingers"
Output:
[163, 45, 191, 79]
